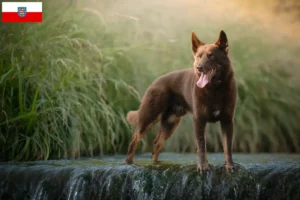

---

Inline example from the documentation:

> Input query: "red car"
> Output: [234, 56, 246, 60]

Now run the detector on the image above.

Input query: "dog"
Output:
[124, 30, 237, 172]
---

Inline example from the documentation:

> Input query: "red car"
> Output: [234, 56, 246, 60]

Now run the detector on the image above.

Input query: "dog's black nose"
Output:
[197, 66, 204, 72]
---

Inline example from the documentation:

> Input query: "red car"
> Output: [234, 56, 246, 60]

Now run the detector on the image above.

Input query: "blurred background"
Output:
[0, 0, 299, 161]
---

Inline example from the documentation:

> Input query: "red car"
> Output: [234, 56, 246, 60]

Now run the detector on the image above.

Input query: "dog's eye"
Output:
[207, 53, 214, 60]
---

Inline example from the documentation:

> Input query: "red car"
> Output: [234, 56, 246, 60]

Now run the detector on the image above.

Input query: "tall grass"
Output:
[0, 1, 142, 160]
[0, 0, 299, 161]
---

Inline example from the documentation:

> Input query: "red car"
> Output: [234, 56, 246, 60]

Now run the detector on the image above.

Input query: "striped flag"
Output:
[2, 2, 42, 23]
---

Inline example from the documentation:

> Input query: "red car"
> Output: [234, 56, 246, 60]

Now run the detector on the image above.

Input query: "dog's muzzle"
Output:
[197, 65, 204, 72]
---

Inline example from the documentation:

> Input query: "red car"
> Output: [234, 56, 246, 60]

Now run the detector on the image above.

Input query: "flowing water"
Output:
[0, 153, 300, 200]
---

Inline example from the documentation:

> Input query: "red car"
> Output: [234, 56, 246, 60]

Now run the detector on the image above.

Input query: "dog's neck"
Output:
[209, 66, 234, 89]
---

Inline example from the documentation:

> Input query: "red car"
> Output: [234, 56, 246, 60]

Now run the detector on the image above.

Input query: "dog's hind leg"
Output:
[124, 88, 170, 164]
[152, 112, 181, 162]
[125, 90, 168, 164]
[124, 127, 149, 164]
[125, 119, 160, 164]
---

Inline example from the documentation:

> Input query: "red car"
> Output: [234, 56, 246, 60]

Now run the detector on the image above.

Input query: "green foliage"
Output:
[0, 1, 141, 160]
[0, 0, 299, 161]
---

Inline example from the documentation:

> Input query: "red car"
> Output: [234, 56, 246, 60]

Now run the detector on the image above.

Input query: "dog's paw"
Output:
[152, 160, 162, 164]
[197, 163, 212, 174]
[124, 158, 133, 165]
[225, 162, 237, 173]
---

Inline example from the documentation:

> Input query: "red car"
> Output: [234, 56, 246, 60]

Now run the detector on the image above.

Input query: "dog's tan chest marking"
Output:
[213, 110, 220, 117]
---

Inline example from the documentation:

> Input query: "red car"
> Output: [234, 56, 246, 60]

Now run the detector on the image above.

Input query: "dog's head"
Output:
[191, 30, 231, 88]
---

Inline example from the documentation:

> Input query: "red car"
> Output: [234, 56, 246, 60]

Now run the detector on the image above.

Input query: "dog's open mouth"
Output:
[196, 68, 216, 88]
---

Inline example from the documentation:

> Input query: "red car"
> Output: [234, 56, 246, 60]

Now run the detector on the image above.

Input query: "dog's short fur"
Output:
[124, 30, 237, 172]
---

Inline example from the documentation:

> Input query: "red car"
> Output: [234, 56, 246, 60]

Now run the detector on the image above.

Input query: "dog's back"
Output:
[126, 69, 195, 126]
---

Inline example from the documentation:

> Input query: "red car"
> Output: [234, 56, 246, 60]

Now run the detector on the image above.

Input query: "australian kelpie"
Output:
[124, 30, 237, 172]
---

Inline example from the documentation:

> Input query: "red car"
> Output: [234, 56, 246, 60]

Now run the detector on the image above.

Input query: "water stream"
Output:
[0, 153, 299, 200]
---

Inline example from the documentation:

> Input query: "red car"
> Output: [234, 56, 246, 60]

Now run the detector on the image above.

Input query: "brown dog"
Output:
[124, 30, 237, 172]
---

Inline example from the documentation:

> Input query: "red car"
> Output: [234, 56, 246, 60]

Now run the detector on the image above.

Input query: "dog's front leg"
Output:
[193, 117, 211, 173]
[220, 119, 235, 172]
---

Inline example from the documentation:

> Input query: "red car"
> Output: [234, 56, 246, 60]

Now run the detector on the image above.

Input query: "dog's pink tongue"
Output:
[196, 73, 209, 88]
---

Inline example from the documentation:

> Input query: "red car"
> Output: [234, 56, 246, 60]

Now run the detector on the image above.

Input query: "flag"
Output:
[2, 2, 42, 23]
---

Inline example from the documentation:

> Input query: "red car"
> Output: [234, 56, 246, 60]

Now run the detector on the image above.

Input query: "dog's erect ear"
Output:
[191, 31, 204, 54]
[215, 30, 228, 54]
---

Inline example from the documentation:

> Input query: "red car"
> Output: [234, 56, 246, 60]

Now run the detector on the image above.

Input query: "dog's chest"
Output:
[206, 104, 222, 122]
[205, 93, 223, 122]
[196, 87, 226, 122]
[210, 103, 221, 116]
[212, 110, 220, 117]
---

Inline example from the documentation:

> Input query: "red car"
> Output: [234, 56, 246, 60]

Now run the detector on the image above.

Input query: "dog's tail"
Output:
[126, 111, 138, 126]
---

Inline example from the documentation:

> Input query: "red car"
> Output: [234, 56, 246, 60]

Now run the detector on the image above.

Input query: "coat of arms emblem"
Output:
[18, 7, 27, 18]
